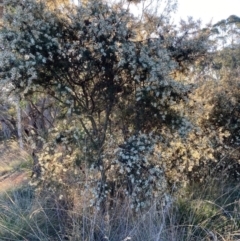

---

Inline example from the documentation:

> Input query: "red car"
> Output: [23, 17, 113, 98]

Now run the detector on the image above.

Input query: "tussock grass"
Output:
[0, 178, 239, 241]
[0, 186, 68, 241]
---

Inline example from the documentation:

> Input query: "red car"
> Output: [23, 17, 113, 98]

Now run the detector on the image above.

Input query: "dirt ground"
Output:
[0, 171, 29, 192]
[0, 141, 31, 192]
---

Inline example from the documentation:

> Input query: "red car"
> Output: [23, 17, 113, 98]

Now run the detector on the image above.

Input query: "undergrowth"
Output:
[0, 178, 239, 241]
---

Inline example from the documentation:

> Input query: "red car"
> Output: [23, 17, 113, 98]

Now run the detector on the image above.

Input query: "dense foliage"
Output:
[0, 0, 239, 214]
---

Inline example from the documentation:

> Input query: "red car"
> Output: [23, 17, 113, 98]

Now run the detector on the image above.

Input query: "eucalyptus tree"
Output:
[177, 15, 240, 182]
[196, 16, 240, 179]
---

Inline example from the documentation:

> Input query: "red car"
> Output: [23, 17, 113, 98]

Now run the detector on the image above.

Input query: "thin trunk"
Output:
[16, 96, 23, 149]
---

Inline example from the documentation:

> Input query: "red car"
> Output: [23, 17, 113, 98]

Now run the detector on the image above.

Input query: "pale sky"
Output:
[72, 0, 240, 26]
[175, 0, 240, 25]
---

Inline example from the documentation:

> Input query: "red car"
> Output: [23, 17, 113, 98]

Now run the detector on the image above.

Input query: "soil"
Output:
[0, 171, 30, 192]
[0, 142, 31, 192]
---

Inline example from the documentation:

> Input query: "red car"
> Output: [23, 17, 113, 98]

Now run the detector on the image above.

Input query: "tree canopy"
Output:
[1, 0, 239, 211]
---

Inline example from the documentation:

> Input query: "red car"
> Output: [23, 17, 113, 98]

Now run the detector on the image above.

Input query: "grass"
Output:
[0, 141, 32, 195]
[0, 141, 239, 240]
[0, 186, 67, 240]
[0, 141, 32, 176]
[0, 178, 239, 241]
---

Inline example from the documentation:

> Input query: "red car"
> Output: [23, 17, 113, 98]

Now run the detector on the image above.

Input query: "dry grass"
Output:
[0, 141, 31, 173]
[0, 142, 239, 240]
[0, 178, 239, 241]
[52, 179, 237, 240]
[0, 141, 31, 192]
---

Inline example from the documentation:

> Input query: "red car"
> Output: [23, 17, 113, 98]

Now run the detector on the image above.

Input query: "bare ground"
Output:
[0, 141, 31, 192]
